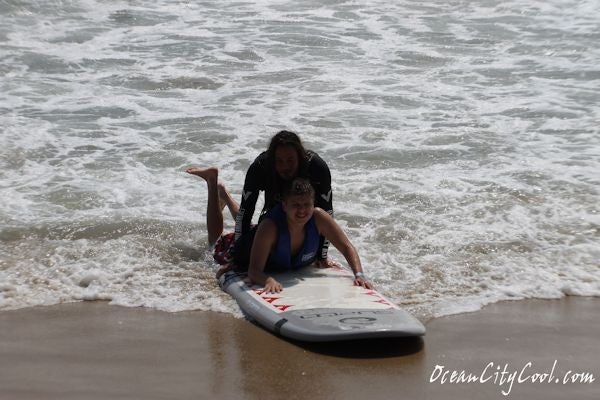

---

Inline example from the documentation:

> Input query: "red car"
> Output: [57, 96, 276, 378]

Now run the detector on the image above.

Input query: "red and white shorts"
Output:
[213, 232, 235, 265]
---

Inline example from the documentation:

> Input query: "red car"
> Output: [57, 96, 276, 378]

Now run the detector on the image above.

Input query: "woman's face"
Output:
[283, 194, 315, 226]
[274, 145, 299, 181]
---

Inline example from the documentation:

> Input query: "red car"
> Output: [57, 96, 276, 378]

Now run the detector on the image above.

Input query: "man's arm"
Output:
[234, 158, 263, 241]
[308, 152, 333, 260]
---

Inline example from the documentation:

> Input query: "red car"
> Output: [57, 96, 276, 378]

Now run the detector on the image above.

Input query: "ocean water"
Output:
[1, 0, 598, 319]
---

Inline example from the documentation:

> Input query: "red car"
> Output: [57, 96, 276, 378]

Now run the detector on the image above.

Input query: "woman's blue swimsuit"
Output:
[265, 204, 319, 271]
[232, 204, 319, 271]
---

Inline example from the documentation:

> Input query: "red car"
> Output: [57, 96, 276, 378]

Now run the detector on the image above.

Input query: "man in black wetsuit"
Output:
[234, 130, 336, 267]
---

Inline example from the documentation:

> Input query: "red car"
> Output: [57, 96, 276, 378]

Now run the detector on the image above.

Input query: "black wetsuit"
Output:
[233, 150, 333, 263]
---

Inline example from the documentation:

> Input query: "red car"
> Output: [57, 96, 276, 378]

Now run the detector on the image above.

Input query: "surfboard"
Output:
[218, 264, 426, 342]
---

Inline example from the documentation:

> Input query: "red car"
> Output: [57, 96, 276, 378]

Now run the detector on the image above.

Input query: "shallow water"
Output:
[1, 0, 599, 318]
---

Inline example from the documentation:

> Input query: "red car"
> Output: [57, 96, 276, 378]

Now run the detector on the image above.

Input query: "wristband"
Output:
[354, 272, 367, 279]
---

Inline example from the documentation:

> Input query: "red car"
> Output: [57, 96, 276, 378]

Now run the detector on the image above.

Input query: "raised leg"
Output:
[218, 182, 239, 220]
[186, 166, 223, 245]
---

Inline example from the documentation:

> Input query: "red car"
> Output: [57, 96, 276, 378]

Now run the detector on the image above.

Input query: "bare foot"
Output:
[185, 166, 218, 183]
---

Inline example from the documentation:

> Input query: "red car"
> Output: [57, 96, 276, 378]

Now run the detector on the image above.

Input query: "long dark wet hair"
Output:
[266, 130, 309, 177]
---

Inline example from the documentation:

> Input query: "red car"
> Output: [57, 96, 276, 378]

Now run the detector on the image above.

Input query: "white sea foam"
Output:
[1, 0, 599, 319]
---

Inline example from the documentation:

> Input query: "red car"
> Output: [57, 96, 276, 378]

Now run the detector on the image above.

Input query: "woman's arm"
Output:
[247, 219, 282, 293]
[313, 209, 374, 289]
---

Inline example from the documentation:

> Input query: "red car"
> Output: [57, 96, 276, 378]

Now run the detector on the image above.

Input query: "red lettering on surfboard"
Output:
[274, 304, 292, 312]
[364, 290, 394, 306]
[262, 296, 279, 304]
[254, 288, 265, 295]
[373, 299, 391, 305]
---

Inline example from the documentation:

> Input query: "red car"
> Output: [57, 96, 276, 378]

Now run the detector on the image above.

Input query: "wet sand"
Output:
[0, 297, 598, 400]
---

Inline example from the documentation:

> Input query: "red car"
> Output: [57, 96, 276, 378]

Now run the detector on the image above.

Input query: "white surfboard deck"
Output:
[218, 264, 425, 342]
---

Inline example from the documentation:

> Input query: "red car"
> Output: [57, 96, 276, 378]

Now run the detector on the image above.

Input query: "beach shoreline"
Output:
[1, 297, 598, 400]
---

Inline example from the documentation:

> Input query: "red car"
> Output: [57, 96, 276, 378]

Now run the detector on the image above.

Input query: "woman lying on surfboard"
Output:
[186, 167, 373, 293]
